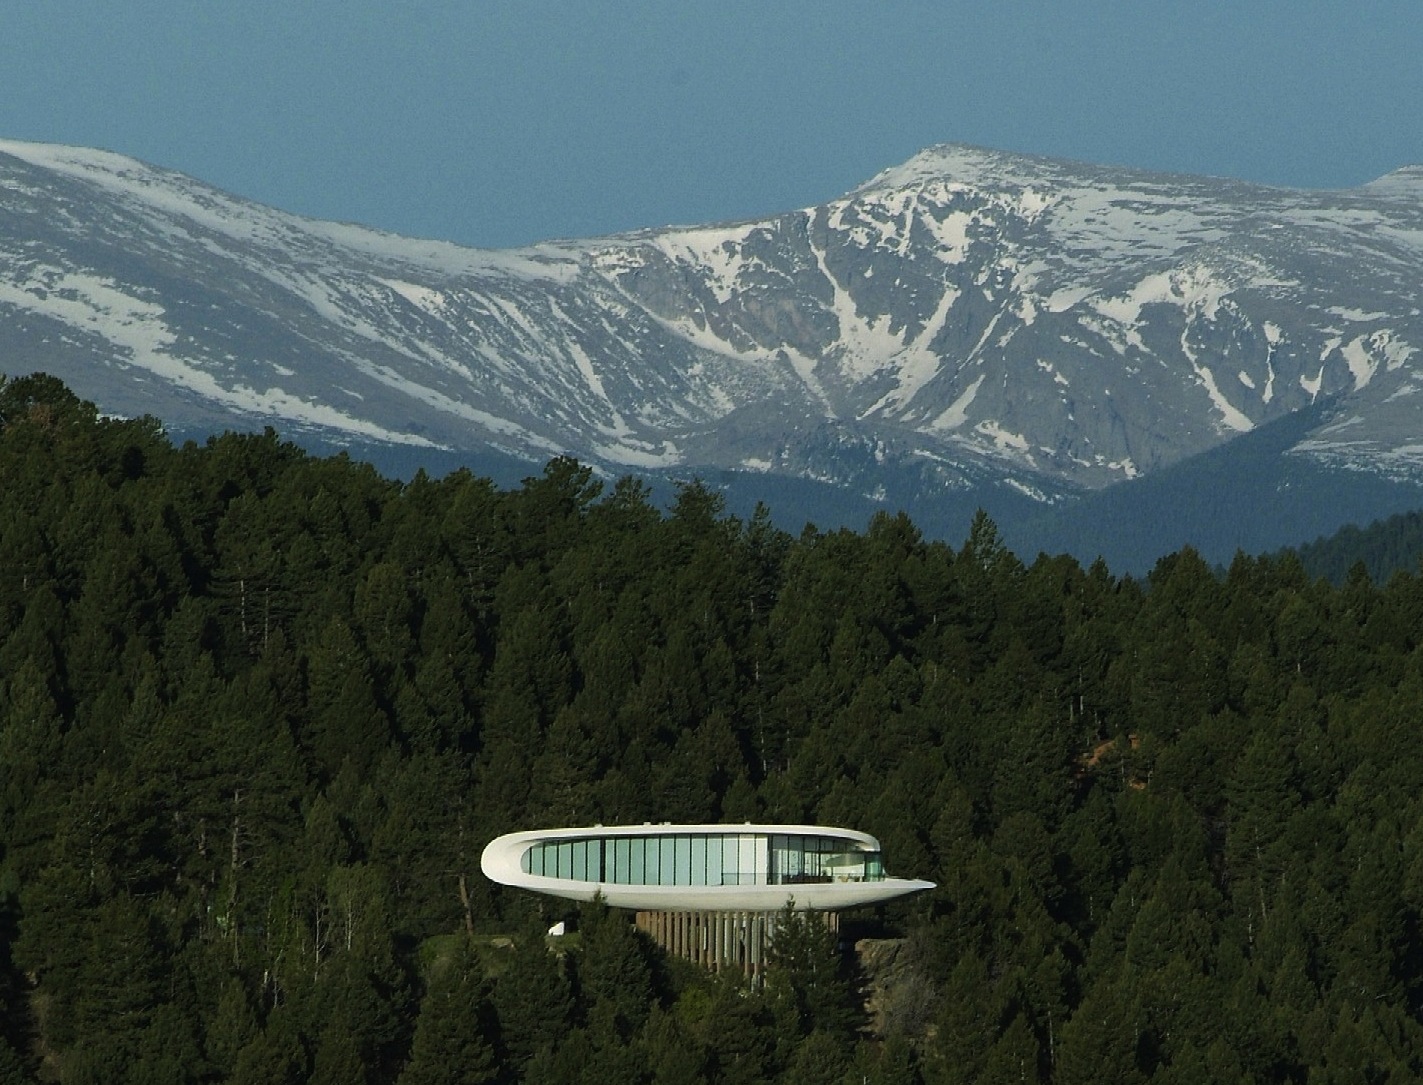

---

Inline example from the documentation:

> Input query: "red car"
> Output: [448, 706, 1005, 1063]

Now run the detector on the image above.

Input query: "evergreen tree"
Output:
[205, 977, 260, 1079]
[309, 1021, 370, 1085]
[576, 900, 655, 1039]
[767, 903, 859, 1043]
[398, 941, 497, 1085]
[490, 923, 574, 1070]
[303, 615, 391, 780]
[783, 1029, 851, 1085]
[228, 1024, 306, 1085]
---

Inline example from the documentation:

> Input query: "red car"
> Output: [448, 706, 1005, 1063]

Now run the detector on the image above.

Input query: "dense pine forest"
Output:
[6, 372, 1423, 1083]
[1292, 510, 1423, 587]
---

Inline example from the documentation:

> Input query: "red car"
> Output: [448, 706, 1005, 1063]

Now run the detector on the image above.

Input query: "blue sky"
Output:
[2, 2, 1420, 249]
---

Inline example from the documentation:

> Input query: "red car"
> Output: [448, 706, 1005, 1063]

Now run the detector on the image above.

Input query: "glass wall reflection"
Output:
[518, 832, 885, 887]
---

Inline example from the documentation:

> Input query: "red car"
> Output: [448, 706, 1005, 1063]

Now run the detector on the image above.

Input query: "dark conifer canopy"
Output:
[3, 373, 1423, 1082]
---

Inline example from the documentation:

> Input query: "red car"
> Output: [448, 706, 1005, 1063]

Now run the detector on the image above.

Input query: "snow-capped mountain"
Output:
[2, 137, 1422, 559]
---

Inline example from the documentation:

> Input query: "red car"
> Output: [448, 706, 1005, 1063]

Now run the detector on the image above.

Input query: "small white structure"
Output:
[480, 823, 935, 912]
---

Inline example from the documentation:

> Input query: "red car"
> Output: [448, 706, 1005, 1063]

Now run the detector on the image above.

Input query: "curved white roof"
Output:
[480, 823, 936, 912]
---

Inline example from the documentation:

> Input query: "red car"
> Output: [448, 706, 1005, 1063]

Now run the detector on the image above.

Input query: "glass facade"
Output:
[518, 832, 885, 887]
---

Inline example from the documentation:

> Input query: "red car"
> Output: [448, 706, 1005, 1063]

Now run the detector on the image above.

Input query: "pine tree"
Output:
[767, 903, 858, 1042]
[490, 923, 574, 1070]
[783, 1029, 850, 1085]
[303, 615, 391, 781]
[398, 940, 497, 1085]
[228, 1023, 306, 1085]
[577, 900, 655, 1039]
[309, 1021, 370, 1085]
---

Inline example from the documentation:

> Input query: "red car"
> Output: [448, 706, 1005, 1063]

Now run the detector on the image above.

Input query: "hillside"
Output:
[1290, 508, 1423, 585]
[6, 375, 1423, 1081]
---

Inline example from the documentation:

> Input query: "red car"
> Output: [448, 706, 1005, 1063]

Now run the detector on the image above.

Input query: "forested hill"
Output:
[7, 372, 1423, 1082]
[1292, 508, 1423, 586]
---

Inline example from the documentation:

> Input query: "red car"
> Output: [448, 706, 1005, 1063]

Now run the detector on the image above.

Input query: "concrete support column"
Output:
[632, 906, 839, 985]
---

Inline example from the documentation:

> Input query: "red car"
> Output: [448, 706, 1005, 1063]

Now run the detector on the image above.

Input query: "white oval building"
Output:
[480, 823, 935, 912]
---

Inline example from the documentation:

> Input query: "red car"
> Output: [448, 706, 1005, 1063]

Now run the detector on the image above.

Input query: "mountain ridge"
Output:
[2, 136, 1422, 566]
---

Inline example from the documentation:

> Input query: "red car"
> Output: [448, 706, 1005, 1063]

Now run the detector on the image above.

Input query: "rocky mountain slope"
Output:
[2, 138, 1422, 560]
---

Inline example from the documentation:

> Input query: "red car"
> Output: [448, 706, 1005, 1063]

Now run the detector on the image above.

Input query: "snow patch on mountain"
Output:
[866, 285, 963, 416]
[654, 226, 752, 305]
[807, 216, 906, 380]
[379, 278, 447, 313]
[0, 266, 435, 445]
[1095, 264, 1232, 327]
[931, 376, 985, 432]
[0, 268, 175, 365]
[1343, 337, 1380, 389]
[0, 138, 580, 283]
[1195, 364, 1253, 433]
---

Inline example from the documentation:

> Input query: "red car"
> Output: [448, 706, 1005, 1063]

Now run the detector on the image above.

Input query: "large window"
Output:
[768, 834, 884, 884]
[691, 835, 708, 886]
[519, 832, 884, 886]
[612, 837, 632, 884]
[735, 834, 759, 886]
[705, 835, 723, 886]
